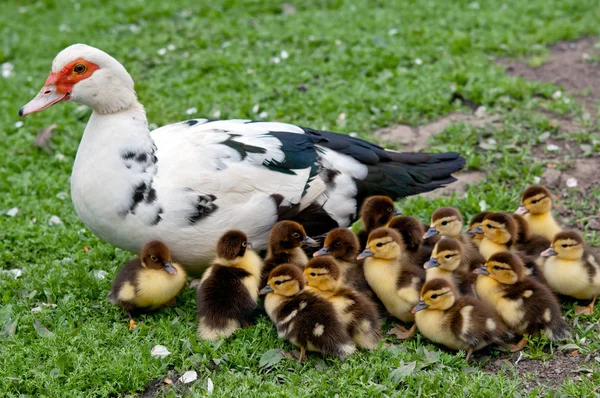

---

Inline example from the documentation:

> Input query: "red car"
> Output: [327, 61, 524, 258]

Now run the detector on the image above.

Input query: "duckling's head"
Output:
[516, 185, 553, 215]
[360, 195, 402, 231]
[477, 213, 517, 246]
[466, 211, 490, 237]
[358, 227, 405, 261]
[474, 252, 523, 285]
[425, 207, 463, 239]
[260, 263, 305, 297]
[140, 240, 177, 275]
[304, 257, 343, 293]
[425, 238, 462, 271]
[269, 221, 317, 253]
[216, 230, 252, 265]
[511, 213, 530, 243]
[542, 230, 584, 261]
[412, 278, 457, 312]
[388, 216, 424, 251]
[314, 228, 359, 261]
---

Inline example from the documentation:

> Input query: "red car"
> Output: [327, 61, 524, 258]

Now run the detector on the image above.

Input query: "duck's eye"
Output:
[291, 232, 300, 239]
[444, 254, 452, 259]
[493, 266, 501, 270]
[431, 294, 438, 299]
[441, 221, 448, 226]
[334, 242, 342, 247]
[150, 255, 158, 262]
[561, 244, 568, 248]
[275, 280, 283, 285]
[387, 207, 393, 213]
[531, 199, 538, 204]
[376, 242, 383, 247]
[242, 241, 247, 247]
[73, 63, 87, 74]
[486, 224, 493, 229]
[310, 272, 316, 277]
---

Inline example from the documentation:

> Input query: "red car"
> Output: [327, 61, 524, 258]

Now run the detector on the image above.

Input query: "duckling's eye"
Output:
[441, 221, 448, 226]
[73, 63, 87, 74]
[561, 244, 568, 248]
[493, 266, 501, 270]
[275, 280, 283, 285]
[530, 200, 537, 204]
[334, 242, 342, 247]
[310, 272, 316, 277]
[150, 255, 158, 262]
[242, 241, 247, 247]
[444, 254, 452, 259]
[486, 224, 493, 229]
[431, 294, 438, 299]
[376, 242, 383, 247]
[387, 207, 393, 213]
[291, 232, 300, 239]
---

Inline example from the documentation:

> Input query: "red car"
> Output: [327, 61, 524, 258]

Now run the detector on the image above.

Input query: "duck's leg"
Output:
[298, 347, 307, 363]
[465, 347, 474, 362]
[575, 296, 596, 316]
[128, 311, 138, 330]
[508, 337, 527, 352]
[388, 323, 417, 340]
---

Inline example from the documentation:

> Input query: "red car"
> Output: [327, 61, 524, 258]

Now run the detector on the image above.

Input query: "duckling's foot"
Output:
[189, 279, 202, 289]
[508, 338, 527, 352]
[128, 319, 138, 330]
[298, 347, 307, 363]
[465, 347, 474, 362]
[575, 297, 596, 316]
[164, 297, 177, 307]
[388, 324, 417, 340]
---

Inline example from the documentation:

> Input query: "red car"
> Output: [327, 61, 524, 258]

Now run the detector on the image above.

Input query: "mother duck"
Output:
[20, 44, 465, 274]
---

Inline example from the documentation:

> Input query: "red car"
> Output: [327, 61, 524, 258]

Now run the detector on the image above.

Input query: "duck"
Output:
[356, 196, 403, 250]
[424, 207, 484, 272]
[472, 212, 517, 261]
[412, 278, 512, 361]
[261, 220, 317, 287]
[515, 185, 562, 240]
[358, 227, 425, 339]
[304, 257, 382, 349]
[260, 263, 356, 361]
[511, 213, 551, 257]
[474, 251, 569, 351]
[109, 240, 186, 330]
[194, 230, 263, 340]
[466, 212, 490, 248]
[19, 44, 465, 274]
[424, 237, 478, 295]
[540, 230, 600, 315]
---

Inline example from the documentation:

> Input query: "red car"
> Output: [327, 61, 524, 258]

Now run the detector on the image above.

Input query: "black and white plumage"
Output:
[20, 44, 466, 274]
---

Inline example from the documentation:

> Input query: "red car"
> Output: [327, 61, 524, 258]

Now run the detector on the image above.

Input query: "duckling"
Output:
[472, 212, 517, 261]
[424, 238, 478, 295]
[515, 185, 562, 240]
[541, 230, 600, 315]
[109, 240, 187, 330]
[304, 257, 382, 349]
[474, 252, 569, 351]
[357, 196, 402, 250]
[466, 212, 490, 248]
[424, 207, 484, 272]
[388, 215, 432, 265]
[260, 264, 356, 361]
[194, 230, 263, 340]
[511, 213, 551, 257]
[261, 220, 317, 287]
[413, 278, 512, 360]
[358, 227, 425, 339]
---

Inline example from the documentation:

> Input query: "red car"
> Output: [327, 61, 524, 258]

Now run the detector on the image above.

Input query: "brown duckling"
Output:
[466, 212, 491, 248]
[515, 185, 562, 240]
[304, 257, 382, 349]
[195, 230, 263, 340]
[473, 212, 517, 261]
[357, 195, 402, 250]
[424, 238, 478, 295]
[260, 264, 356, 361]
[388, 215, 432, 265]
[109, 240, 186, 330]
[474, 252, 569, 351]
[511, 213, 551, 257]
[261, 220, 317, 287]
[413, 278, 512, 361]
[541, 230, 600, 315]
[358, 228, 425, 339]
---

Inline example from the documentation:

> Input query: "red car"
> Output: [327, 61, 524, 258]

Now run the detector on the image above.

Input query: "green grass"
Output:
[1, 0, 600, 396]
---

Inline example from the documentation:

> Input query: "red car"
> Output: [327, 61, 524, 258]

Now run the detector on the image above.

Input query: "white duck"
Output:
[20, 44, 465, 274]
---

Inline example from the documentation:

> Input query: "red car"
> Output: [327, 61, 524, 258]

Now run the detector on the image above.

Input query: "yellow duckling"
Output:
[515, 185, 562, 240]
[357, 195, 403, 250]
[474, 252, 569, 351]
[466, 212, 490, 248]
[260, 264, 356, 362]
[541, 230, 600, 315]
[109, 240, 186, 330]
[473, 213, 517, 260]
[388, 215, 432, 266]
[358, 227, 425, 339]
[195, 230, 263, 340]
[511, 213, 552, 257]
[424, 237, 478, 296]
[413, 278, 512, 361]
[304, 257, 381, 349]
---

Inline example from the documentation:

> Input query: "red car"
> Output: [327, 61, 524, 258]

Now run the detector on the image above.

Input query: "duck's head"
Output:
[360, 196, 402, 231]
[412, 278, 457, 313]
[20, 44, 136, 117]
[387, 216, 424, 251]
[314, 228, 359, 261]
[424, 207, 463, 239]
[215, 230, 253, 266]
[259, 263, 305, 297]
[474, 251, 523, 285]
[269, 221, 317, 253]
[358, 227, 405, 261]
[425, 237, 462, 271]
[541, 230, 584, 261]
[515, 185, 553, 216]
[466, 211, 490, 238]
[475, 213, 516, 246]
[304, 257, 343, 293]
[141, 240, 177, 275]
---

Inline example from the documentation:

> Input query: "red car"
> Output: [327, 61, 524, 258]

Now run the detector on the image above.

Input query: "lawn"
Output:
[1, 0, 600, 396]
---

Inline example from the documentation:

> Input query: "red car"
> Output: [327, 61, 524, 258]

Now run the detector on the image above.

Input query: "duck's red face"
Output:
[20, 58, 99, 117]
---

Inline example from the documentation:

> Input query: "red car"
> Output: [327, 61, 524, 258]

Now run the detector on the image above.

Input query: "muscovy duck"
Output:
[20, 44, 465, 274]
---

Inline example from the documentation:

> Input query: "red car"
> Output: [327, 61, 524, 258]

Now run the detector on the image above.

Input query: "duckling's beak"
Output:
[357, 248, 374, 260]
[302, 236, 318, 247]
[473, 266, 489, 275]
[259, 285, 274, 295]
[470, 225, 484, 234]
[247, 242, 254, 249]
[394, 208, 403, 216]
[514, 206, 529, 215]
[412, 300, 429, 313]
[540, 247, 558, 257]
[424, 257, 439, 269]
[423, 227, 439, 239]
[162, 262, 178, 275]
[313, 247, 329, 257]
